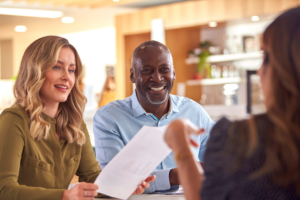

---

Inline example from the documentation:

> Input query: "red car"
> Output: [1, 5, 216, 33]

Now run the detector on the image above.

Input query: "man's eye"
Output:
[143, 69, 151, 72]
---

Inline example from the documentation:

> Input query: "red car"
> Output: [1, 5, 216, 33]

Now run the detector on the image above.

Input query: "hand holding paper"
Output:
[94, 125, 171, 199]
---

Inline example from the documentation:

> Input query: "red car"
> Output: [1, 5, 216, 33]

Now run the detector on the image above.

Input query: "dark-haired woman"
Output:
[164, 6, 300, 200]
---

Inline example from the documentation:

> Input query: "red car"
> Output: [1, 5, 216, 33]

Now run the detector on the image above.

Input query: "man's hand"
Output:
[132, 175, 156, 194]
[169, 168, 180, 186]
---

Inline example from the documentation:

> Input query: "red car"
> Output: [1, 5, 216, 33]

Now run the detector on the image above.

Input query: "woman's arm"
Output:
[77, 121, 154, 196]
[164, 119, 205, 200]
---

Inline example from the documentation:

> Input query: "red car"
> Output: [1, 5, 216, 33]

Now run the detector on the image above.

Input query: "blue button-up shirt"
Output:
[93, 91, 215, 193]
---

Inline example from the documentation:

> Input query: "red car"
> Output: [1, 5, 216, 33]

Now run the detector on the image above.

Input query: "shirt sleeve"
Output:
[198, 105, 216, 162]
[144, 169, 175, 193]
[76, 121, 101, 183]
[201, 117, 232, 200]
[93, 109, 125, 169]
[0, 111, 65, 200]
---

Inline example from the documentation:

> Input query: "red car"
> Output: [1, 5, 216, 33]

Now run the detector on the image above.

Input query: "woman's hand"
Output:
[62, 182, 99, 200]
[164, 119, 205, 153]
[132, 175, 156, 195]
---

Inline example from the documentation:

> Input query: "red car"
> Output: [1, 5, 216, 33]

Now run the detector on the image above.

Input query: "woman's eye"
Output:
[263, 51, 269, 66]
[69, 69, 75, 73]
[53, 66, 60, 69]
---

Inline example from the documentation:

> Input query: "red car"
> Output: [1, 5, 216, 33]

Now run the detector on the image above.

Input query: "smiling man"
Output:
[93, 40, 215, 193]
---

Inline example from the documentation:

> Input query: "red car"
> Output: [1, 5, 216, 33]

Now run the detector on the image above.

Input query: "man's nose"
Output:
[150, 70, 163, 82]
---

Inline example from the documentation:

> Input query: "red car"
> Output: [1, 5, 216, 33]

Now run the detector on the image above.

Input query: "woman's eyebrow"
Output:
[57, 60, 76, 66]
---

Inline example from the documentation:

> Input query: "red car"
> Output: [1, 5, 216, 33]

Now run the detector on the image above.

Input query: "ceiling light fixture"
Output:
[0, 7, 63, 18]
[209, 21, 217, 27]
[15, 25, 27, 32]
[113, 0, 120, 2]
[61, 17, 74, 23]
[251, 16, 260, 21]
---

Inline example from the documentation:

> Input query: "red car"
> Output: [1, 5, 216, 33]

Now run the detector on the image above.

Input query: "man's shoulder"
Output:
[170, 94, 202, 109]
[96, 97, 132, 115]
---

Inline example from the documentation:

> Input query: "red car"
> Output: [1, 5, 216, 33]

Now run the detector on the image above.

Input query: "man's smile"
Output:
[148, 86, 166, 91]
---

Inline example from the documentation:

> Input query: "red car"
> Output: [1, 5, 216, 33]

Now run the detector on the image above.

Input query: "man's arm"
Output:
[93, 109, 125, 169]
[198, 106, 216, 162]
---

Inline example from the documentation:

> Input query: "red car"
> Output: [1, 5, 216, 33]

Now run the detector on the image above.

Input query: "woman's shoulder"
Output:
[206, 117, 232, 147]
[0, 104, 29, 123]
[210, 114, 269, 139]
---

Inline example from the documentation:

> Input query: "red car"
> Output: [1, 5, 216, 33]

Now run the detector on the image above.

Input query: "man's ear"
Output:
[173, 69, 176, 80]
[130, 68, 135, 83]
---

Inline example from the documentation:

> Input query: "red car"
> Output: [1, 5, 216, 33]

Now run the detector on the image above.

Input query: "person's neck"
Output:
[141, 97, 170, 120]
[42, 102, 59, 118]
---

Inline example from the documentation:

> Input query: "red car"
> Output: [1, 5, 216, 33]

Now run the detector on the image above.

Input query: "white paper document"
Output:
[94, 125, 172, 200]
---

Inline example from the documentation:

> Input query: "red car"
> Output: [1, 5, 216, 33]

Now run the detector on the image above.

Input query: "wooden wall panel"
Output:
[244, 0, 264, 16]
[208, 0, 225, 21]
[115, 15, 126, 99]
[194, 0, 209, 24]
[124, 33, 151, 98]
[181, 1, 197, 26]
[165, 27, 201, 101]
[282, 0, 299, 10]
[224, 0, 244, 20]
[263, 0, 282, 13]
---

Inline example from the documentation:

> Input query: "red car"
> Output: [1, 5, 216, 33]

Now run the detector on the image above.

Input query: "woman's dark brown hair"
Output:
[228, 6, 300, 193]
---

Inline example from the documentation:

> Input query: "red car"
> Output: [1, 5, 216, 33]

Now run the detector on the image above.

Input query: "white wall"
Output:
[61, 27, 116, 109]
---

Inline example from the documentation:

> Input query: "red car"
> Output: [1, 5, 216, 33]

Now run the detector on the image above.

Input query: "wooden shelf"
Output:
[186, 77, 241, 86]
[185, 51, 263, 65]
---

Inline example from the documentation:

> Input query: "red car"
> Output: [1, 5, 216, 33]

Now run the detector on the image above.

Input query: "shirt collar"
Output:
[131, 90, 179, 118]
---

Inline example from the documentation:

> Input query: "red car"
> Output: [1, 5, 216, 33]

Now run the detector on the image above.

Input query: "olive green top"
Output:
[0, 105, 102, 200]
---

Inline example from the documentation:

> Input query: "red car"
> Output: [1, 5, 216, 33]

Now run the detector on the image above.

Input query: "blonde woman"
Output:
[164, 6, 300, 200]
[0, 36, 154, 200]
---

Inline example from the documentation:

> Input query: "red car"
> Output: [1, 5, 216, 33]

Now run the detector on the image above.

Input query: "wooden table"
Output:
[96, 194, 186, 200]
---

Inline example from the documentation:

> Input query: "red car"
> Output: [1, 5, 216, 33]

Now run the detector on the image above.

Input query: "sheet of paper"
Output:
[94, 125, 172, 200]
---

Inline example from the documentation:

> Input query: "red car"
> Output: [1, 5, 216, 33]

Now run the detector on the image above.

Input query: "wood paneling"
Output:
[243, 0, 264, 16]
[165, 26, 201, 101]
[124, 33, 151, 98]
[281, 0, 300, 10]
[263, 0, 282, 13]
[12, 0, 149, 8]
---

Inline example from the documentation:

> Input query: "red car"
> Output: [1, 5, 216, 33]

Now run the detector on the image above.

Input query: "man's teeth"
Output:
[55, 85, 67, 89]
[151, 86, 164, 91]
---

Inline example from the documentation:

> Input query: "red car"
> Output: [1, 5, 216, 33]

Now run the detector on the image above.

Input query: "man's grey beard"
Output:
[146, 91, 169, 105]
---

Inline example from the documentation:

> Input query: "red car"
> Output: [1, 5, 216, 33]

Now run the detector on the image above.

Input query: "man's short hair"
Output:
[131, 40, 171, 69]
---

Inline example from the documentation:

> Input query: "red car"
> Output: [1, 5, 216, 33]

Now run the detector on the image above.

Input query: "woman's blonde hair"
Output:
[228, 6, 300, 193]
[14, 36, 87, 145]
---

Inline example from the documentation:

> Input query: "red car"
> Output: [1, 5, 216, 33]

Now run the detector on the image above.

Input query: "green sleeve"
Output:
[77, 121, 109, 198]
[76, 121, 101, 183]
[0, 111, 65, 200]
